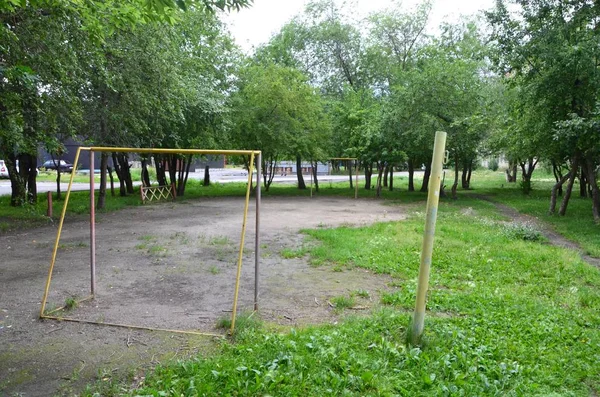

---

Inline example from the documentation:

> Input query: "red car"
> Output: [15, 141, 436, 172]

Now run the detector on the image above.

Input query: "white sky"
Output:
[221, 0, 497, 53]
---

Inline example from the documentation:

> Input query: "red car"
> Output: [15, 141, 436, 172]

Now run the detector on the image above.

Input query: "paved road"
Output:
[0, 169, 376, 196]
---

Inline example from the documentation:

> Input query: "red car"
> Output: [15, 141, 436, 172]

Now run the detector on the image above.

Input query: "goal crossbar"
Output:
[40, 146, 262, 337]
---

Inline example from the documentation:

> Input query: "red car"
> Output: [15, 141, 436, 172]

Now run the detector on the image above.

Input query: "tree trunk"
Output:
[551, 161, 564, 196]
[558, 156, 579, 216]
[261, 155, 276, 191]
[155, 154, 167, 186]
[108, 165, 115, 197]
[141, 158, 151, 187]
[55, 168, 61, 200]
[119, 154, 134, 194]
[579, 167, 588, 198]
[296, 155, 306, 189]
[549, 171, 571, 214]
[383, 164, 389, 188]
[461, 161, 469, 189]
[112, 153, 127, 197]
[6, 155, 26, 207]
[505, 160, 517, 183]
[451, 154, 459, 199]
[203, 165, 210, 186]
[585, 154, 600, 223]
[376, 162, 384, 198]
[311, 160, 320, 192]
[364, 162, 373, 190]
[420, 162, 431, 192]
[97, 152, 108, 210]
[408, 159, 415, 192]
[389, 166, 394, 191]
[348, 161, 353, 189]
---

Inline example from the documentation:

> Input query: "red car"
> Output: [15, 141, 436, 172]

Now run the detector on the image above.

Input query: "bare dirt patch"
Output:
[0, 196, 406, 396]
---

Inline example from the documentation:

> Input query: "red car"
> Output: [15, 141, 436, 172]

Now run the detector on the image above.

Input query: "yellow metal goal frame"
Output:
[40, 147, 262, 337]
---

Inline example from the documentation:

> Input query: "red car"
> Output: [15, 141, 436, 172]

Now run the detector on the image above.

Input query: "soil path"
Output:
[0, 196, 406, 396]
[476, 195, 600, 269]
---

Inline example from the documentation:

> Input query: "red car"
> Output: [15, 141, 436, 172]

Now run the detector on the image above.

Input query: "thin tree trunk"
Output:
[296, 155, 306, 189]
[408, 160, 415, 192]
[420, 163, 431, 192]
[451, 154, 459, 199]
[376, 162, 384, 198]
[585, 154, 600, 223]
[579, 167, 588, 198]
[383, 164, 389, 188]
[98, 152, 108, 210]
[155, 154, 167, 186]
[364, 162, 373, 190]
[203, 165, 210, 186]
[389, 166, 394, 191]
[141, 159, 151, 187]
[549, 171, 571, 214]
[559, 156, 579, 216]
[112, 153, 126, 197]
[312, 160, 319, 192]
[348, 161, 353, 189]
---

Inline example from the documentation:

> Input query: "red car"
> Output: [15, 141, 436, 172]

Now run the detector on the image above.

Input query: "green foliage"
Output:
[488, 159, 499, 171]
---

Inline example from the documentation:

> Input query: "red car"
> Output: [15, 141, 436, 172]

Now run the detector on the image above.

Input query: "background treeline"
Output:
[1, 0, 599, 221]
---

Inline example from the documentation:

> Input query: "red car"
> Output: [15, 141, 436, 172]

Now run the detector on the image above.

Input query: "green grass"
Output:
[4, 168, 600, 395]
[84, 192, 600, 396]
[330, 295, 356, 312]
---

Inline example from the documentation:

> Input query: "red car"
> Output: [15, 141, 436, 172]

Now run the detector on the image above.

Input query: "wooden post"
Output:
[411, 131, 447, 345]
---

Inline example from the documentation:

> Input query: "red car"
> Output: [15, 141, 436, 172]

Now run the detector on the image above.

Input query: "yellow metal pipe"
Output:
[230, 153, 255, 334]
[80, 147, 260, 156]
[40, 315, 224, 337]
[411, 131, 447, 345]
[40, 147, 83, 318]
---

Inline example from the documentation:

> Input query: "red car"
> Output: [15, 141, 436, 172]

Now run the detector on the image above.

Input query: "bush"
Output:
[488, 158, 499, 171]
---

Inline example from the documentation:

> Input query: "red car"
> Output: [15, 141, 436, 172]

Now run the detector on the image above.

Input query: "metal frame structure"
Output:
[310, 157, 359, 199]
[40, 147, 262, 337]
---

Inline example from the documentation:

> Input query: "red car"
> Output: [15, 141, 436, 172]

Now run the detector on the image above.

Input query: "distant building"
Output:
[270, 161, 329, 176]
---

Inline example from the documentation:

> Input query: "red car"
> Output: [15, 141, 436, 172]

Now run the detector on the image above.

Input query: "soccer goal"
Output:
[39, 146, 262, 336]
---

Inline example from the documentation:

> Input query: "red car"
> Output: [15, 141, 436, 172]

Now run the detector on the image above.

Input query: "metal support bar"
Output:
[40, 147, 82, 317]
[411, 131, 447, 345]
[254, 152, 261, 311]
[230, 153, 255, 334]
[355, 160, 359, 199]
[90, 151, 96, 297]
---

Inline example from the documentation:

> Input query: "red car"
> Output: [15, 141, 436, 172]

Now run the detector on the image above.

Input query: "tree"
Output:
[487, 0, 600, 221]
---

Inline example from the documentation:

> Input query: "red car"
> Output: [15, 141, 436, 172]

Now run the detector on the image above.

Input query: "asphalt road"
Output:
[0, 168, 374, 196]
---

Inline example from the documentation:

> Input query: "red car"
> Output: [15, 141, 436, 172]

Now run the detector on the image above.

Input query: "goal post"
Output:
[39, 146, 262, 337]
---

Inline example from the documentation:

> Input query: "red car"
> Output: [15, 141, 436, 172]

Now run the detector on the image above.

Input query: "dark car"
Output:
[42, 159, 74, 173]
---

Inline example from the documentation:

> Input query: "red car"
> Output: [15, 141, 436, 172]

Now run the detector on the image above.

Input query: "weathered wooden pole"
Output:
[411, 131, 447, 345]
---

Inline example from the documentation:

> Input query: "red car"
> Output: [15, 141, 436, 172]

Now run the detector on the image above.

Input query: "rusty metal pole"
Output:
[254, 152, 261, 311]
[90, 150, 96, 297]
[411, 131, 447, 345]
[355, 160, 359, 199]
[46, 191, 52, 218]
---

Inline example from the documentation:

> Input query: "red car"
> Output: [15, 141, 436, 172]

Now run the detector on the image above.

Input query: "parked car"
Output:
[42, 159, 74, 173]
[0, 160, 8, 178]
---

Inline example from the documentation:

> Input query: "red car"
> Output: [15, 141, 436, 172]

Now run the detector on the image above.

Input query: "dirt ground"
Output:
[0, 196, 407, 396]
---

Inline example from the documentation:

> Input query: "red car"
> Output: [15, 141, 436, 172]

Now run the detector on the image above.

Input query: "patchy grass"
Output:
[85, 198, 600, 396]
[330, 295, 356, 312]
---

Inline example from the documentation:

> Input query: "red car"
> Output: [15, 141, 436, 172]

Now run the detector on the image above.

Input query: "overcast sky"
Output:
[221, 0, 497, 53]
